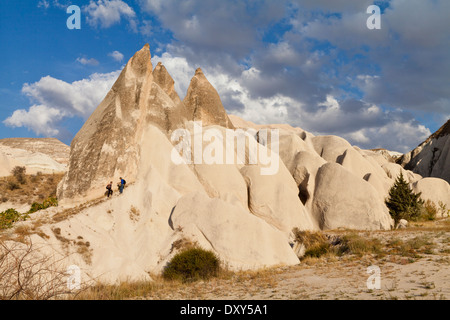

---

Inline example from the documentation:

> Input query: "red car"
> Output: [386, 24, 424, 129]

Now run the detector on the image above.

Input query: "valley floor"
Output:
[81, 220, 449, 300]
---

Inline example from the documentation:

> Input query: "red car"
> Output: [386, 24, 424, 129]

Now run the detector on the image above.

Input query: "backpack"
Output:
[122, 179, 126, 185]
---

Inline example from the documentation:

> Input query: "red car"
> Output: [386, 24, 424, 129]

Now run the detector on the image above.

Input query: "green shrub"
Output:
[385, 172, 424, 227]
[421, 200, 437, 221]
[163, 247, 220, 282]
[28, 196, 58, 214]
[438, 201, 449, 217]
[0, 208, 29, 229]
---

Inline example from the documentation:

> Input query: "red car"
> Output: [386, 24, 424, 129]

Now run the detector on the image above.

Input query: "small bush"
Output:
[12, 166, 27, 185]
[163, 247, 220, 282]
[292, 228, 328, 247]
[292, 228, 331, 258]
[28, 197, 58, 214]
[438, 201, 449, 217]
[337, 233, 383, 257]
[304, 242, 331, 258]
[0, 209, 29, 230]
[421, 200, 437, 221]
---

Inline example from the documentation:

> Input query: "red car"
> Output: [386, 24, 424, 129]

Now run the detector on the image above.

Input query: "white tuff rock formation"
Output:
[400, 119, 450, 184]
[5, 45, 449, 284]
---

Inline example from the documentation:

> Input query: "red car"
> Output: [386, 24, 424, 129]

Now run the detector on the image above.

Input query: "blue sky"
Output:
[0, 0, 449, 152]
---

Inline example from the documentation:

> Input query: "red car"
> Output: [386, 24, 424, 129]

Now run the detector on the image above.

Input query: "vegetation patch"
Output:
[129, 206, 140, 222]
[336, 233, 383, 257]
[163, 247, 221, 283]
[76, 241, 92, 265]
[385, 172, 424, 227]
[0, 168, 63, 206]
[292, 228, 332, 258]
[0, 209, 29, 230]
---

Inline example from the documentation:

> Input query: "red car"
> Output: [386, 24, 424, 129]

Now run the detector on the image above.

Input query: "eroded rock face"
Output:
[57, 45, 191, 203]
[170, 192, 300, 270]
[400, 119, 450, 183]
[152, 62, 183, 106]
[241, 162, 317, 234]
[183, 68, 235, 129]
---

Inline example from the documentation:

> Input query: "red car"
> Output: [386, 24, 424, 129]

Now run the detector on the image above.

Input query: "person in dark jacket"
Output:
[106, 181, 113, 198]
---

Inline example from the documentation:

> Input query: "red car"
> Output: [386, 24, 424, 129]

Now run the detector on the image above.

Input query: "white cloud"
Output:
[4, 70, 121, 137]
[3, 105, 64, 136]
[76, 57, 100, 66]
[108, 51, 124, 62]
[84, 0, 137, 29]
[149, 52, 431, 152]
[52, 0, 68, 9]
[21, 71, 120, 118]
[38, 0, 72, 9]
[139, 20, 153, 36]
[37, 0, 50, 9]
[342, 121, 431, 153]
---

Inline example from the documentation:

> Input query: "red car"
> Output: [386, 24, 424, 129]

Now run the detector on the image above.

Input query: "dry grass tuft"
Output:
[129, 206, 140, 222]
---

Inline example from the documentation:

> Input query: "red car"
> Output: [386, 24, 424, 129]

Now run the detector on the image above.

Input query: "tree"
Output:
[385, 172, 423, 227]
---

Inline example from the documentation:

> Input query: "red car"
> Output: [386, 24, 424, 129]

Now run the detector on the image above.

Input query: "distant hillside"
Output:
[0, 138, 70, 165]
[399, 119, 450, 183]
[0, 138, 70, 177]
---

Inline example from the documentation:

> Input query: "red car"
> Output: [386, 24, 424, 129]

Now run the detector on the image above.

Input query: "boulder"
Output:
[382, 162, 421, 183]
[312, 163, 393, 230]
[170, 192, 300, 270]
[396, 219, 408, 229]
[411, 178, 450, 216]
[311, 135, 353, 163]
[268, 129, 318, 174]
[241, 162, 317, 234]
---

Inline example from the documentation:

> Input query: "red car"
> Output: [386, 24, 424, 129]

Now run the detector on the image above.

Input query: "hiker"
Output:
[118, 177, 126, 194]
[106, 181, 113, 198]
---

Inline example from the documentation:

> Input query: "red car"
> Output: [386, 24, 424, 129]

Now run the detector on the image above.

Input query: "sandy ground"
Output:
[138, 226, 449, 300]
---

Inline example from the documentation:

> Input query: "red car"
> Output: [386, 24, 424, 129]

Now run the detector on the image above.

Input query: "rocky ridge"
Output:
[399, 119, 450, 184]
